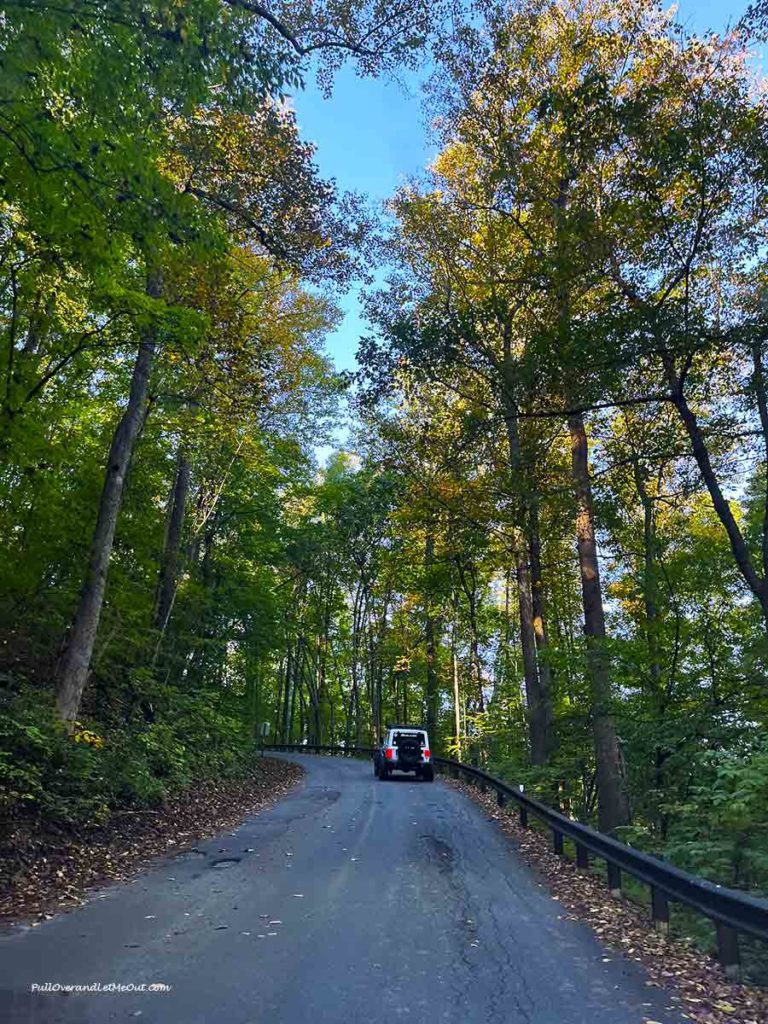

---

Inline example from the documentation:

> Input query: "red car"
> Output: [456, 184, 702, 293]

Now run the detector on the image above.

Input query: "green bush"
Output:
[661, 741, 768, 894]
[0, 685, 254, 830]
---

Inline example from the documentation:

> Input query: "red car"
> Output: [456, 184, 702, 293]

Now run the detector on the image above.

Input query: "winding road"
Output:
[1, 754, 685, 1023]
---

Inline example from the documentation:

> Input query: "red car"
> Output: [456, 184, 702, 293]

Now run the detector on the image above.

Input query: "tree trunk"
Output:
[568, 412, 630, 832]
[503, 389, 554, 763]
[56, 268, 162, 724]
[153, 448, 191, 638]
[469, 630, 483, 712]
[665, 354, 768, 627]
[528, 501, 555, 755]
[350, 583, 363, 745]
[289, 651, 299, 742]
[354, 677, 362, 749]
[317, 617, 328, 745]
[632, 459, 662, 687]
[456, 558, 484, 713]
[516, 550, 550, 766]
[451, 613, 462, 759]
[274, 654, 286, 744]
[245, 654, 261, 741]
[751, 339, 768, 583]
[424, 532, 439, 745]
[282, 641, 294, 743]
[305, 645, 321, 746]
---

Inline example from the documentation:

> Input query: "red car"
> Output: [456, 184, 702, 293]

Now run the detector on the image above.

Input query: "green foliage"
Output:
[0, 692, 115, 826]
[0, 686, 257, 828]
[661, 744, 768, 894]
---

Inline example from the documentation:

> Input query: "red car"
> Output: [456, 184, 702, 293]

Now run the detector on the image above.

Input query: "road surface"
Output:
[1, 754, 684, 1024]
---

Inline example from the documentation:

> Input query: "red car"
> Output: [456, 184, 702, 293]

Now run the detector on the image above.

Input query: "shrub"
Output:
[0, 685, 254, 831]
[661, 741, 768, 895]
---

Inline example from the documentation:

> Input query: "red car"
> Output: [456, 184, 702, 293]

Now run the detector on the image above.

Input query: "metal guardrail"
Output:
[262, 742, 768, 979]
[262, 744, 375, 757]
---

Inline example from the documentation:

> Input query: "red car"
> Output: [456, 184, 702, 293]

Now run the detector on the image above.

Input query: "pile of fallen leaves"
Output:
[447, 776, 768, 1024]
[0, 755, 303, 926]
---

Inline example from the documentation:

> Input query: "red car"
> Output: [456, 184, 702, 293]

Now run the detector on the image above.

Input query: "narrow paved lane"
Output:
[1, 755, 684, 1024]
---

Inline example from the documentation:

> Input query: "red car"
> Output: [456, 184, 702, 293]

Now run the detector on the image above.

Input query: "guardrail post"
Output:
[552, 830, 564, 856]
[496, 791, 506, 808]
[575, 843, 590, 871]
[606, 862, 622, 898]
[651, 887, 670, 935]
[519, 806, 528, 827]
[716, 924, 740, 980]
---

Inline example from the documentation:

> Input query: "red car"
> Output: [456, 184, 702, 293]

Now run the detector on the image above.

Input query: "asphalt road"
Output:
[1, 754, 685, 1024]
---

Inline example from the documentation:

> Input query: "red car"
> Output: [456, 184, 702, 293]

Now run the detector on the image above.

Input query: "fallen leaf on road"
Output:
[0, 760, 303, 928]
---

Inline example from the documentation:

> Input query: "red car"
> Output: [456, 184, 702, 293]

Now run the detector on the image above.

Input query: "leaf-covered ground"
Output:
[447, 777, 768, 1024]
[0, 756, 303, 927]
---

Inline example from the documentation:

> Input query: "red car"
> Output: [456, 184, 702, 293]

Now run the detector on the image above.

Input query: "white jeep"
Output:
[373, 725, 434, 782]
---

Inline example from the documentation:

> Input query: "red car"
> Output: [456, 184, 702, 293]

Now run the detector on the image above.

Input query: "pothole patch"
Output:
[211, 857, 242, 869]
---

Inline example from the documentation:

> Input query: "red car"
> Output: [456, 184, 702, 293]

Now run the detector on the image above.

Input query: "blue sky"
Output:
[291, 0, 753, 380]
[292, 65, 433, 374]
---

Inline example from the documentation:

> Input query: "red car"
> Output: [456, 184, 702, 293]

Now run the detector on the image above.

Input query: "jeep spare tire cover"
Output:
[397, 735, 421, 765]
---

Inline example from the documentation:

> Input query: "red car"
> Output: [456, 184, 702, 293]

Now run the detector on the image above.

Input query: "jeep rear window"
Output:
[393, 732, 425, 746]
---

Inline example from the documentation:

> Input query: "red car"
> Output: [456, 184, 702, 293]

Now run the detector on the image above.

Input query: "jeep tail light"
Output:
[423, 749, 431, 759]
[385, 747, 394, 760]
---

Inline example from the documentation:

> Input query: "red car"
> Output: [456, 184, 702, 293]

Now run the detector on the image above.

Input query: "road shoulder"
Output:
[0, 755, 303, 928]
